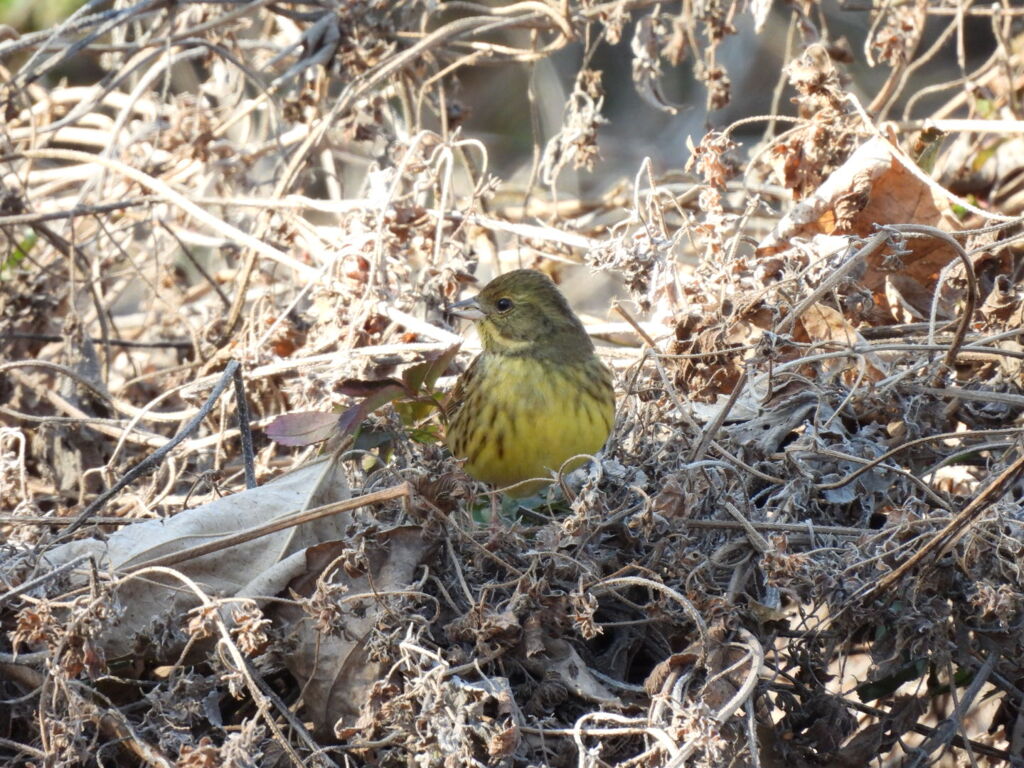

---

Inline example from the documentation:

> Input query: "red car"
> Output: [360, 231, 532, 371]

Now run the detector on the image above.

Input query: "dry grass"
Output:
[2, 1, 1024, 766]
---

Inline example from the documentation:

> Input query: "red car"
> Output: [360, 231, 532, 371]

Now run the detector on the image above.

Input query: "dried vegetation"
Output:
[2, 1, 1024, 766]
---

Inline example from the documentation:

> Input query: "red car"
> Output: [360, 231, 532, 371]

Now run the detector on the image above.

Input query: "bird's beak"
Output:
[448, 296, 485, 321]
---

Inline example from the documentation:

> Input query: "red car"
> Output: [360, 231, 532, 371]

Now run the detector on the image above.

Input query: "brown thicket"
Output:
[2, 2, 1024, 766]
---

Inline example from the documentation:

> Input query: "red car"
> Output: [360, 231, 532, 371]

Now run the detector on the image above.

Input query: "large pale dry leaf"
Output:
[44, 457, 353, 658]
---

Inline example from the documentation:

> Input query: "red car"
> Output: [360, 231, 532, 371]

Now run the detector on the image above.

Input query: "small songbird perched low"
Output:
[444, 269, 615, 497]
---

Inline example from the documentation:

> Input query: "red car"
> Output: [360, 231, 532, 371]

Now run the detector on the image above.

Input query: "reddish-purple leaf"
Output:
[336, 383, 406, 436]
[337, 377, 404, 398]
[266, 411, 341, 446]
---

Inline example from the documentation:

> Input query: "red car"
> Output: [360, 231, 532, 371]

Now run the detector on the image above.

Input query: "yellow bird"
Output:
[445, 269, 615, 496]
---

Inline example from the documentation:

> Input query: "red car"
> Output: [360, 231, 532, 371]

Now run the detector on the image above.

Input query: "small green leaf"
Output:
[970, 145, 997, 172]
[393, 394, 443, 426]
[2, 232, 36, 275]
[408, 423, 442, 444]
[352, 426, 396, 452]
[402, 345, 460, 394]
[856, 657, 927, 702]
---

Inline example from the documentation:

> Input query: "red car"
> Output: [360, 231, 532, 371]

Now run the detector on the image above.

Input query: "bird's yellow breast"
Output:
[446, 353, 615, 496]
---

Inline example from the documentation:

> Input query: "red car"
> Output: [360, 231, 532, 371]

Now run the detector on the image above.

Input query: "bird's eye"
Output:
[495, 298, 514, 312]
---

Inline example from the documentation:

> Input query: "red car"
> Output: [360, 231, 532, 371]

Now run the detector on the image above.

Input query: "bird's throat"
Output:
[477, 323, 537, 355]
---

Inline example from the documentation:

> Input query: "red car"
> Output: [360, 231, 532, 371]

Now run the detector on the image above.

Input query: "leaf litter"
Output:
[1, 2, 1023, 767]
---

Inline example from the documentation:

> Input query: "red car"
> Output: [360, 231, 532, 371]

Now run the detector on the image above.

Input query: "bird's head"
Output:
[449, 269, 593, 359]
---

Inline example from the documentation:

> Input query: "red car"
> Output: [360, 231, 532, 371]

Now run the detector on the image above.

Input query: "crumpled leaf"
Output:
[630, 16, 680, 114]
[795, 302, 888, 382]
[274, 526, 434, 738]
[759, 136, 965, 321]
[725, 391, 819, 455]
[537, 636, 620, 707]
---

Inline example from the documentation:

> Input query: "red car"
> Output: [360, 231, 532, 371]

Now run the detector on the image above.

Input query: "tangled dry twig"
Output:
[2, 1, 1024, 767]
